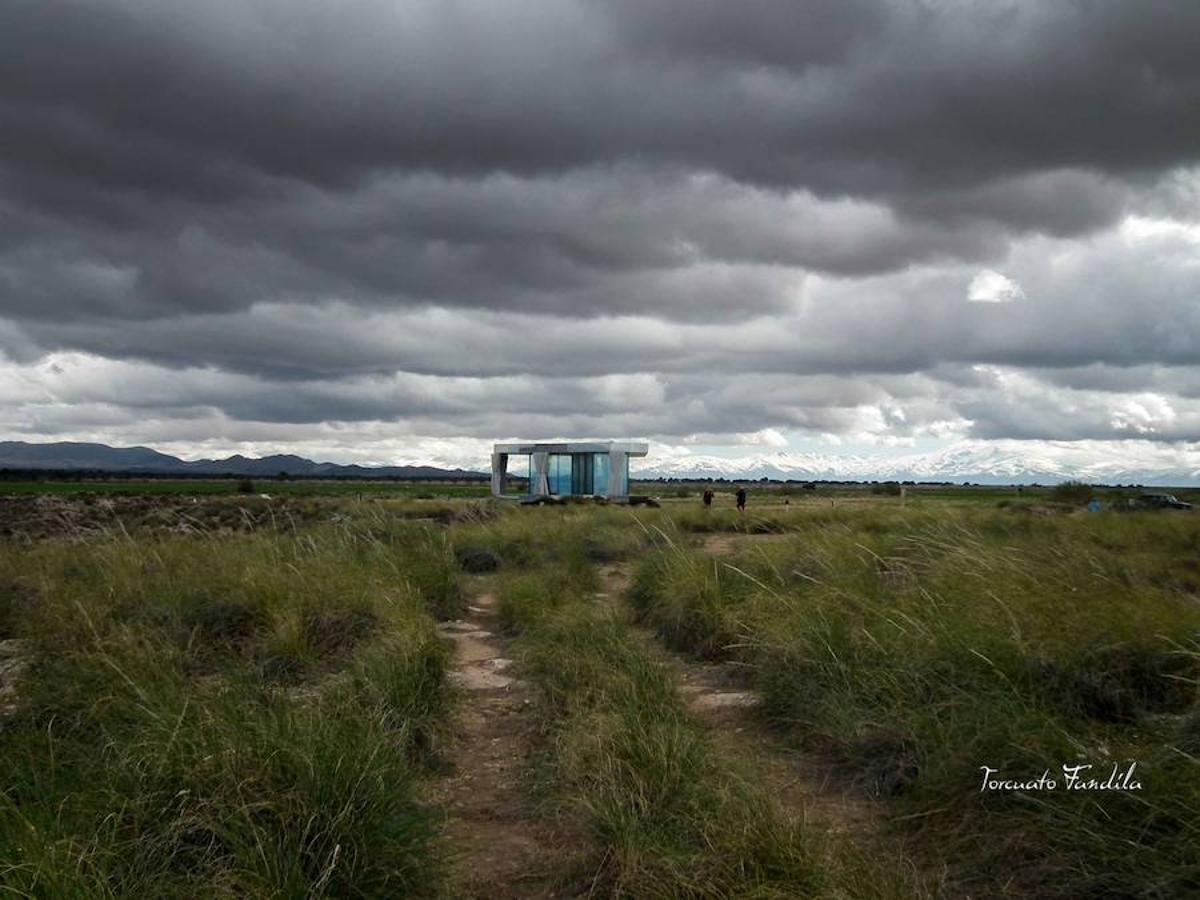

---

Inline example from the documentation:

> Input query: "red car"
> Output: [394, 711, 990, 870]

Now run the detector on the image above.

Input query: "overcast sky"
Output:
[2, 0, 1200, 473]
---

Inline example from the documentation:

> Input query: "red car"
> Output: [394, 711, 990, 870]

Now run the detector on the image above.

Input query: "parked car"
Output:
[1134, 493, 1193, 510]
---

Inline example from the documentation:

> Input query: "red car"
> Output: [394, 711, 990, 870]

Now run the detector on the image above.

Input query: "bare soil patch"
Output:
[430, 590, 589, 898]
[701, 531, 796, 555]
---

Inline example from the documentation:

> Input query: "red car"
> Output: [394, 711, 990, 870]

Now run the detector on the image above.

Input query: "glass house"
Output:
[491, 441, 649, 501]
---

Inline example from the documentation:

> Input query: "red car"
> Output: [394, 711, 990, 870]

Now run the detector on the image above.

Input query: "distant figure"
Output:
[702, 488, 714, 508]
[735, 487, 747, 512]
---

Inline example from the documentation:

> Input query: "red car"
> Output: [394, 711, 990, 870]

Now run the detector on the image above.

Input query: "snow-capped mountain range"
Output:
[633, 440, 1200, 486]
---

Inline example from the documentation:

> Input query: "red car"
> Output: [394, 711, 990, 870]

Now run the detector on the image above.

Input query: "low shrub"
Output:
[454, 544, 502, 573]
[1051, 480, 1094, 505]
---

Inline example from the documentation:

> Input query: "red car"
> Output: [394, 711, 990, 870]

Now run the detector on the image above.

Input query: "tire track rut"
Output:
[430, 590, 587, 899]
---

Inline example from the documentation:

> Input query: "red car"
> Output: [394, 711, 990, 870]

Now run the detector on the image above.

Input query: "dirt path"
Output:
[429, 590, 588, 899]
[596, 563, 877, 836]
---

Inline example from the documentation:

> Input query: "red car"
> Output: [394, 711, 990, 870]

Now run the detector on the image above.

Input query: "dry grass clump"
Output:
[633, 507, 1200, 897]
[452, 504, 648, 572]
[0, 523, 456, 896]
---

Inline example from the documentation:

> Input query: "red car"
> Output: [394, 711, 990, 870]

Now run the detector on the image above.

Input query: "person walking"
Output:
[735, 486, 747, 513]
[702, 487, 714, 509]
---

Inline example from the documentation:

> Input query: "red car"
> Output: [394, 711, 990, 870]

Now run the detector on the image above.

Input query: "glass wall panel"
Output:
[548, 454, 571, 495]
[593, 453, 610, 496]
[570, 453, 593, 494]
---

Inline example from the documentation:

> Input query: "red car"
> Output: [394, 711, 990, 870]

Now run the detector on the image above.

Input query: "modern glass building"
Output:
[491, 441, 648, 501]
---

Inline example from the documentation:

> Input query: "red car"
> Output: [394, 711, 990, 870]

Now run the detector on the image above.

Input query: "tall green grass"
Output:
[479, 509, 921, 898]
[449, 504, 648, 575]
[0, 523, 457, 896]
[632, 507, 1200, 897]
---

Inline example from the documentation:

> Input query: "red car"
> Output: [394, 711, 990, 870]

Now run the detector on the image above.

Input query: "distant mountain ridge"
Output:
[0, 441, 482, 479]
[4, 439, 1197, 486]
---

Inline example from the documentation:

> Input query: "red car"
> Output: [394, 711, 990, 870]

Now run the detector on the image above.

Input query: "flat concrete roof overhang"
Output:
[493, 441, 648, 456]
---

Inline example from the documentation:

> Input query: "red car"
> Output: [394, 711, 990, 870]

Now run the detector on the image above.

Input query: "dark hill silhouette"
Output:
[0, 441, 482, 479]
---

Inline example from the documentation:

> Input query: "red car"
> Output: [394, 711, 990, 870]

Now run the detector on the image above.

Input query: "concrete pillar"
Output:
[607, 450, 624, 497]
[490, 452, 508, 497]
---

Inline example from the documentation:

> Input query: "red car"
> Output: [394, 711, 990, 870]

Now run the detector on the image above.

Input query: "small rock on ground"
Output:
[449, 669, 525, 691]
[690, 690, 761, 710]
[0, 639, 31, 716]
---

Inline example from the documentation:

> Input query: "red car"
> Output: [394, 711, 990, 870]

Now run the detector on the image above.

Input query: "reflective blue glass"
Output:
[548, 454, 570, 494]
[593, 453, 610, 496]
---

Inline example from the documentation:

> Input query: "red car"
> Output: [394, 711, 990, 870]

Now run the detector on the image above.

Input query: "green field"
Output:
[1, 492, 1196, 897]
[4, 477, 1193, 507]
[0, 479, 496, 498]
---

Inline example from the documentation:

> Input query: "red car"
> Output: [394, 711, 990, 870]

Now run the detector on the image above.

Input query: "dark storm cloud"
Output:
[0, 162, 1008, 322]
[10, 216, 1200, 387]
[3, 1, 1200, 323]
[607, 0, 890, 71]
[3, 0, 1200, 452]
[8, 0, 1198, 190]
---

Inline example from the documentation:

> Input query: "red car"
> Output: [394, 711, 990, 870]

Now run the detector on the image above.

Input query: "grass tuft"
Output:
[0, 523, 455, 896]
[632, 507, 1200, 896]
